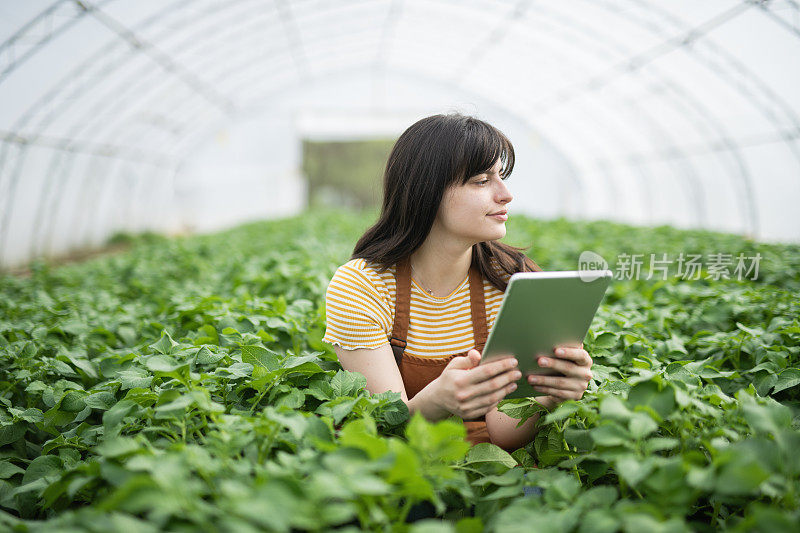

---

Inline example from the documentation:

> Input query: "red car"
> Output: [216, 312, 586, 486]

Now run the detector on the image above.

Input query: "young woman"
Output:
[322, 113, 593, 450]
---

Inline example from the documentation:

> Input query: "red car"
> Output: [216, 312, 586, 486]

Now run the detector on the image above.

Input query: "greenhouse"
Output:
[1, 0, 799, 530]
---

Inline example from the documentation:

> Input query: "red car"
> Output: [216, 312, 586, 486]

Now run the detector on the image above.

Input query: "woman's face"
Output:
[434, 158, 513, 245]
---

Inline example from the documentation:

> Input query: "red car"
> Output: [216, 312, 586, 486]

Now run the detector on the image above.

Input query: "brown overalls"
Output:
[389, 258, 492, 446]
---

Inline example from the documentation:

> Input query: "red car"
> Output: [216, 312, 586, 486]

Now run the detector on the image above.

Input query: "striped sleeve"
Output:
[322, 262, 392, 350]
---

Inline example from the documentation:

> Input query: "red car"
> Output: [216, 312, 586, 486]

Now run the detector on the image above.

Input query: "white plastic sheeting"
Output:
[1, 0, 798, 268]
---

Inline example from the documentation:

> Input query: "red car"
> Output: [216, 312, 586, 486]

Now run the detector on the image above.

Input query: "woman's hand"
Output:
[527, 342, 593, 403]
[429, 349, 521, 420]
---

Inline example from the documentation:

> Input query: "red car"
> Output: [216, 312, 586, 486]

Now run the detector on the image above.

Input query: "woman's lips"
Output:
[488, 212, 508, 221]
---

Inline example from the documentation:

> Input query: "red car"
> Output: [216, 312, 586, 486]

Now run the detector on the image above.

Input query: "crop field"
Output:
[1, 211, 798, 531]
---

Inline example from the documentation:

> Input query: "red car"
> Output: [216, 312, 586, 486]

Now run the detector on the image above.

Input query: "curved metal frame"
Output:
[1, 0, 800, 264]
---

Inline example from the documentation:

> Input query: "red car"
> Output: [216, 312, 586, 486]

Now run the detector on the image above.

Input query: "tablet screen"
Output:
[479, 270, 611, 399]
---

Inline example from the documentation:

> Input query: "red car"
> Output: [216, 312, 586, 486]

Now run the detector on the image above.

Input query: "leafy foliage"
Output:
[1, 210, 798, 531]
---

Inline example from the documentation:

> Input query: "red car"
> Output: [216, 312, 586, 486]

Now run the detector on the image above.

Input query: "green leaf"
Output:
[599, 395, 632, 421]
[644, 437, 679, 453]
[626, 381, 676, 419]
[628, 412, 659, 439]
[0, 461, 25, 479]
[455, 517, 484, 533]
[0, 423, 26, 447]
[772, 368, 800, 394]
[21, 455, 63, 485]
[9, 407, 44, 423]
[462, 443, 517, 469]
[615, 456, 654, 487]
[715, 458, 770, 495]
[194, 346, 224, 364]
[155, 394, 196, 413]
[83, 392, 117, 411]
[117, 368, 153, 390]
[103, 400, 138, 435]
[241, 344, 280, 370]
[59, 390, 86, 413]
[579, 508, 619, 533]
[593, 332, 618, 349]
[95, 437, 142, 458]
[149, 330, 178, 355]
[330, 370, 367, 397]
[590, 423, 632, 448]
[542, 401, 581, 424]
[143, 354, 182, 372]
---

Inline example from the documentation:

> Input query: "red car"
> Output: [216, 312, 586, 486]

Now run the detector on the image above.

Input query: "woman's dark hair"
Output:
[352, 113, 540, 291]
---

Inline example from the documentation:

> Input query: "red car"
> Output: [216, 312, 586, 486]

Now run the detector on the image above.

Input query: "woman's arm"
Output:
[333, 345, 520, 422]
[333, 344, 453, 421]
[484, 397, 558, 451]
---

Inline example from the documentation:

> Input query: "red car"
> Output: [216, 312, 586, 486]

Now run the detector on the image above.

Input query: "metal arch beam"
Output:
[0, 130, 173, 166]
[4, 0, 502, 171]
[755, 0, 800, 39]
[1, 0, 792, 168]
[503, 0, 762, 236]
[0, 0, 247, 139]
[59, 16, 752, 237]
[0, 2, 744, 166]
[4, 0, 792, 256]
[588, 0, 761, 235]
[461, 18, 679, 225]
[69, 155, 120, 255]
[0, 0, 238, 193]
[75, 0, 237, 114]
[169, 61, 590, 214]
[0, 132, 173, 263]
[524, 1, 752, 112]
[12, 0, 536, 158]
[172, 0, 784, 229]
[98, 2, 768, 227]
[3, 0, 295, 263]
[0, 0, 115, 84]
[0, 0, 254, 259]
[656, 0, 800, 159]
[603, 0, 796, 237]
[49, 5, 294, 167]
[274, 0, 310, 80]
[485, 1, 707, 226]
[31, 5, 391, 168]
[507, 0, 800, 234]
[373, 0, 404, 69]
[304, 0, 728, 225]
[31, 150, 71, 259]
[397, 0, 700, 225]
[6, 0, 288, 160]
[444, 0, 530, 86]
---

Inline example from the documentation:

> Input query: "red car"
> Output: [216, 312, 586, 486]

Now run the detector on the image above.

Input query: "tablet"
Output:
[479, 270, 612, 399]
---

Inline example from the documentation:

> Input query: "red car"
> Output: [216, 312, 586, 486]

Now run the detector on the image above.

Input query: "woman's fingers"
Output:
[537, 356, 593, 381]
[550, 345, 592, 367]
[531, 384, 585, 401]
[466, 356, 518, 385]
[458, 367, 521, 402]
[527, 373, 588, 392]
[460, 380, 518, 413]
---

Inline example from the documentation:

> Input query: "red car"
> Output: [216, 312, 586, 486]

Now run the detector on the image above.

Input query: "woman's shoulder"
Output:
[330, 258, 396, 293]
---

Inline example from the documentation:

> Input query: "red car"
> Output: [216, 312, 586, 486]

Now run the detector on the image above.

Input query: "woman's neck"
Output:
[409, 226, 473, 297]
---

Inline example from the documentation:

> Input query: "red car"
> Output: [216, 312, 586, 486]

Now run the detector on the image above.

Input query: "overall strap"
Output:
[390, 258, 411, 365]
[468, 267, 488, 352]
[390, 258, 487, 364]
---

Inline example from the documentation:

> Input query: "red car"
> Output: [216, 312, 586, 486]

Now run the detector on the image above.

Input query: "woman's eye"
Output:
[476, 179, 489, 185]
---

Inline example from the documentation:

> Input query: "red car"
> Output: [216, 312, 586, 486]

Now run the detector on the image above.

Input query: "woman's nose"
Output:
[496, 180, 513, 204]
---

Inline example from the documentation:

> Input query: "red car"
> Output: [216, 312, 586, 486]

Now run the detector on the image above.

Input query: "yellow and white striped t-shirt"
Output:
[322, 258, 506, 358]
